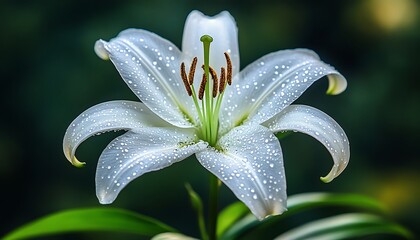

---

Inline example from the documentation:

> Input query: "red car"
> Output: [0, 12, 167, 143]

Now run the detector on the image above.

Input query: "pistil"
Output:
[180, 35, 233, 146]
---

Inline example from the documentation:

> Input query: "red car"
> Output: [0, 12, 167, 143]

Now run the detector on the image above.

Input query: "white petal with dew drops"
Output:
[63, 100, 169, 166]
[263, 105, 349, 182]
[196, 125, 287, 220]
[220, 49, 347, 133]
[96, 29, 197, 128]
[182, 10, 240, 85]
[96, 127, 208, 204]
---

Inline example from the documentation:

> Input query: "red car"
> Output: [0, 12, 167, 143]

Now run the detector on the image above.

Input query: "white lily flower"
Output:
[63, 10, 349, 220]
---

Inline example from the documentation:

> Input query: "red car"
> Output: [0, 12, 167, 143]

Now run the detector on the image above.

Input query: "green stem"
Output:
[200, 35, 220, 239]
[208, 174, 220, 240]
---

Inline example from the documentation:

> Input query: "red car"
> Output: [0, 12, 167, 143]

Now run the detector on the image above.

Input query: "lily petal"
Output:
[196, 125, 287, 220]
[182, 10, 240, 80]
[220, 49, 347, 132]
[63, 101, 169, 167]
[263, 105, 349, 182]
[96, 29, 196, 128]
[96, 128, 208, 204]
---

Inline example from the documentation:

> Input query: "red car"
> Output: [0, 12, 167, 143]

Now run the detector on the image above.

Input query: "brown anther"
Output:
[209, 66, 219, 98]
[224, 52, 233, 85]
[198, 73, 207, 100]
[180, 62, 192, 96]
[188, 57, 198, 85]
[219, 67, 226, 94]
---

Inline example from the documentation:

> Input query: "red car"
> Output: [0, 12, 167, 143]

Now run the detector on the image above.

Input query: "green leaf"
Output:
[185, 183, 204, 213]
[286, 192, 387, 214]
[3, 207, 177, 240]
[220, 192, 389, 240]
[219, 214, 259, 240]
[217, 201, 249, 237]
[185, 183, 207, 240]
[275, 213, 413, 240]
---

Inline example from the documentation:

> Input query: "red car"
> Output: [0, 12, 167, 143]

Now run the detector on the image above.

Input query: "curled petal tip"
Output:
[71, 157, 86, 168]
[320, 176, 332, 183]
[326, 74, 347, 95]
[64, 148, 86, 167]
[97, 189, 114, 204]
[320, 164, 340, 183]
[320, 170, 335, 183]
[98, 199, 112, 205]
[260, 207, 288, 220]
[94, 40, 110, 60]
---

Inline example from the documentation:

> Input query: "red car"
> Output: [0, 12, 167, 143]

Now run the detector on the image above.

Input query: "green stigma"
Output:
[200, 35, 213, 81]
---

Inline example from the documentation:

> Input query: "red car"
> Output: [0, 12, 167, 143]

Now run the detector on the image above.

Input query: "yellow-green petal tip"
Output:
[72, 157, 86, 168]
[320, 176, 332, 183]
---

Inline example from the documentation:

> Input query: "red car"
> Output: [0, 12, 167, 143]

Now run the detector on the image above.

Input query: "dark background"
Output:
[1, 0, 419, 239]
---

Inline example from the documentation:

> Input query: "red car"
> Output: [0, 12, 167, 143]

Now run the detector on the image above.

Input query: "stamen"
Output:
[200, 65, 219, 98]
[200, 64, 219, 97]
[188, 57, 198, 85]
[209, 67, 219, 98]
[224, 52, 233, 85]
[219, 67, 226, 94]
[180, 62, 192, 96]
[198, 73, 207, 100]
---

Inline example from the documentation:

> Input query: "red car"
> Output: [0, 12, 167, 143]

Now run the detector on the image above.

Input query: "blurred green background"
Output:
[1, 0, 419, 239]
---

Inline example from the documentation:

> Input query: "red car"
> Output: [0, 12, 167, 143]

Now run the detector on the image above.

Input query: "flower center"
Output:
[180, 35, 233, 146]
